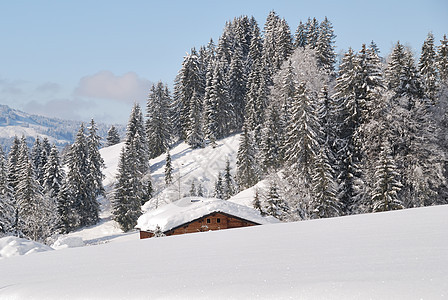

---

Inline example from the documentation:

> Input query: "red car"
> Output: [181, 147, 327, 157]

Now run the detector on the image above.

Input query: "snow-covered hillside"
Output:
[101, 134, 241, 209]
[0, 205, 446, 299]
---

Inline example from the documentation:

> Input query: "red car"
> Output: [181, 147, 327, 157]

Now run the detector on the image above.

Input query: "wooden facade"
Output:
[139, 212, 259, 239]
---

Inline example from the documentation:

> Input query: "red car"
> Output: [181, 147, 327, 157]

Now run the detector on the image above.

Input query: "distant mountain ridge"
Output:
[0, 104, 123, 152]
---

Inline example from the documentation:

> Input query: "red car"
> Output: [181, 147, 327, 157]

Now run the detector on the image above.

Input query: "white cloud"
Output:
[24, 98, 97, 121]
[74, 71, 152, 103]
[35, 82, 61, 94]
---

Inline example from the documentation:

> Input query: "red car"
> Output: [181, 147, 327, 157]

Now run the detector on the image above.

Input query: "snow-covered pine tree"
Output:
[305, 17, 319, 49]
[274, 18, 293, 70]
[112, 146, 143, 232]
[369, 40, 381, 56]
[7, 136, 21, 193]
[197, 183, 204, 197]
[262, 10, 280, 76]
[65, 124, 99, 228]
[214, 172, 223, 199]
[252, 188, 264, 216]
[223, 158, 235, 200]
[293, 21, 307, 48]
[164, 150, 173, 186]
[260, 102, 283, 173]
[371, 142, 403, 212]
[310, 148, 340, 219]
[0, 148, 16, 236]
[216, 22, 233, 71]
[142, 177, 153, 206]
[236, 124, 259, 190]
[244, 58, 268, 145]
[263, 176, 289, 221]
[437, 34, 448, 83]
[419, 32, 439, 103]
[285, 82, 320, 181]
[16, 138, 57, 242]
[228, 42, 247, 131]
[385, 42, 424, 100]
[247, 18, 263, 75]
[189, 180, 197, 197]
[126, 103, 149, 175]
[284, 82, 320, 218]
[173, 48, 205, 140]
[315, 17, 336, 73]
[42, 137, 51, 159]
[112, 104, 149, 231]
[87, 119, 105, 198]
[42, 145, 65, 200]
[106, 125, 121, 146]
[332, 47, 365, 214]
[203, 60, 231, 143]
[186, 91, 204, 148]
[31, 137, 46, 185]
[146, 82, 172, 158]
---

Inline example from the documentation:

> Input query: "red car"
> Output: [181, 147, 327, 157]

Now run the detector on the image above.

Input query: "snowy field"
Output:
[0, 204, 447, 299]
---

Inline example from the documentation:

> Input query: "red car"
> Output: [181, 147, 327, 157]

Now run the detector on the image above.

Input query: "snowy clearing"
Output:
[0, 205, 446, 299]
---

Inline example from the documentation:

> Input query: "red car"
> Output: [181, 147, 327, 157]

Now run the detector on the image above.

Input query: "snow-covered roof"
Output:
[136, 197, 279, 232]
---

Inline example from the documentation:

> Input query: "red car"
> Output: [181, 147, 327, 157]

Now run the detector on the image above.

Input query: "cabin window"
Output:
[217, 218, 221, 223]
[206, 218, 211, 224]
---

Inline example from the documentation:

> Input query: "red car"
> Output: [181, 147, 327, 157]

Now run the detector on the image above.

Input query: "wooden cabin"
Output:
[136, 197, 279, 239]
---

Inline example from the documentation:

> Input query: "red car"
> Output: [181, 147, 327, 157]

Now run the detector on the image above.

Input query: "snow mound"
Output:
[52, 236, 85, 250]
[137, 197, 279, 232]
[0, 236, 53, 258]
[0, 205, 446, 298]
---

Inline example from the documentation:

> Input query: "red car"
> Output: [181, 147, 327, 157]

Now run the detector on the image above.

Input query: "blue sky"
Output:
[0, 0, 447, 124]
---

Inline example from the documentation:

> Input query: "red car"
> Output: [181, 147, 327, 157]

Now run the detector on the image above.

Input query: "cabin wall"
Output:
[139, 212, 258, 239]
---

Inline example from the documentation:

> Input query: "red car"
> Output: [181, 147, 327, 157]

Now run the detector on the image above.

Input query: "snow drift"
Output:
[0, 205, 446, 299]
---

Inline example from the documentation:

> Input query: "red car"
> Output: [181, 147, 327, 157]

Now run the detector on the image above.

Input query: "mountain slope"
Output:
[0, 204, 446, 299]
[0, 104, 122, 151]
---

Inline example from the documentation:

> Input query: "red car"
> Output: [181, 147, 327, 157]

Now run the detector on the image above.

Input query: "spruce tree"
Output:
[165, 150, 173, 186]
[87, 119, 105, 198]
[7, 136, 21, 193]
[42, 145, 65, 199]
[264, 177, 289, 221]
[15, 138, 57, 242]
[186, 91, 204, 148]
[112, 104, 148, 231]
[315, 17, 336, 73]
[386, 42, 424, 100]
[305, 17, 319, 49]
[126, 103, 149, 175]
[236, 125, 259, 190]
[214, 172, 224, 199]
[31, 137, 46, 185]
[146, 82, 172, 158]
[42, 137, 52, 159]
[173, 48, 205, 140]
[64, 124, 99, 228]
[112, 146, 143, 232]
[437, 34, 448, 82]
[371, 142, 403, 212]
[310, 148, 340, 218]
[252, 188, 264, 216]
[228, 43, 247, 131]
[223, 158, 234, 200]
[106, 125, 121, 146]
[0, 148, 16, 236]
[293, 21, 307, 48]
[419, 32, 439, 103]
[260, 103, 283, 173]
